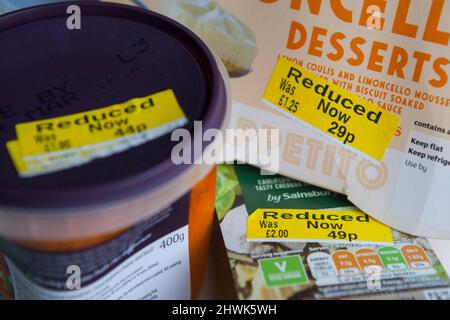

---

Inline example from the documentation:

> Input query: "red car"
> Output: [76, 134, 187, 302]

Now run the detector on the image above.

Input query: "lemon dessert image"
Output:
[158, 0, 257, 76]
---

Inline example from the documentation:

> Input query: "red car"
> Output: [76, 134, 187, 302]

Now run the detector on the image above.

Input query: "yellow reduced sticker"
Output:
[8, 89, 188, 177]
[16, 89, 186, 159]
[263, 57, 400, 161]
[247, 208, 393, 244]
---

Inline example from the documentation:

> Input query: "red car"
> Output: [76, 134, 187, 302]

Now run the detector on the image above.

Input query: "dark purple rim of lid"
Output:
[0, 1, 228, 210]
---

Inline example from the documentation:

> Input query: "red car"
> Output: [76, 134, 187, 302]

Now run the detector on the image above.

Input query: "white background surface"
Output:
[430, 239, 450, 273]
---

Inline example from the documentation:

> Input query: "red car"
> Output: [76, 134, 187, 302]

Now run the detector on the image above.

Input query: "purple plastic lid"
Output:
[0, 1, 227, 209]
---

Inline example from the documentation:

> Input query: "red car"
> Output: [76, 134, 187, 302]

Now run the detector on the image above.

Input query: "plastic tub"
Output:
[0, 0, 81, 15]
[0, 1, 229, 300]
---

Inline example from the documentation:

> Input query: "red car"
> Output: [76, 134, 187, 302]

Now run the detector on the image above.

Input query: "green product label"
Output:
[259, 255, 309, 288]
[378, 246, 408, 272]
[235, 165, 351, 214]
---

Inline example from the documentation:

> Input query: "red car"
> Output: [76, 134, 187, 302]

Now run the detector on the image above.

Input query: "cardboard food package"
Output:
[146, 0, 450, 238]
[216, 164, 450, 300]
